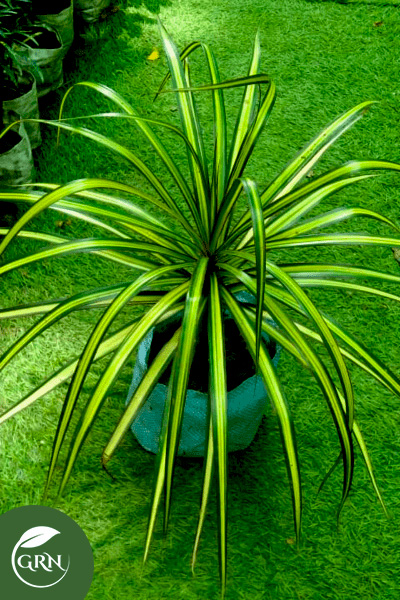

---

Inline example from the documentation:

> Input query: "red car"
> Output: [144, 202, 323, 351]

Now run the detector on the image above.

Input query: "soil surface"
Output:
[0, 129, 21, 154]
[147, 316, 277, 393]
[33, 0, 71, 14]
[25, 28, 61, 49]
[1, 78, 33, 101]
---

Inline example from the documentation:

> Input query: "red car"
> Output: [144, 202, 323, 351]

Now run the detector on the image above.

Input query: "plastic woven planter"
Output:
[36, 2, 74, 57]
[13, 27, 64, 98]
[0, 122, 33, 185]
[128, 304, 281, 457]
[2, 73, 41, 149]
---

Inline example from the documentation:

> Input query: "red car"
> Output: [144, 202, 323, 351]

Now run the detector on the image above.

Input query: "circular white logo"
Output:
[1, 505, 93, 599]
[11, 526, 70, 589]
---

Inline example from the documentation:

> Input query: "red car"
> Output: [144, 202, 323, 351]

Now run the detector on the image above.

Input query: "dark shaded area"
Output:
[66, 0, 171, 72]
[305, 0, 400, 7]
[0, 199, 20, 227]
[25, 26, 62, 48]
[2, 77, 32, 101]
[0, 130, 20, 155]
[64, 10, 153, 78]
[33, 0, 71, 14]
[148, 316, 277, 393]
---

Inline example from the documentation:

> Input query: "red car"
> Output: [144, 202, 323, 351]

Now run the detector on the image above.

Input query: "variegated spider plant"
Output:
[1, 23, 400, 594]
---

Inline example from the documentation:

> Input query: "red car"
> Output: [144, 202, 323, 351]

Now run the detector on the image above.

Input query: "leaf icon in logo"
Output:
[16, 526, 60, 549]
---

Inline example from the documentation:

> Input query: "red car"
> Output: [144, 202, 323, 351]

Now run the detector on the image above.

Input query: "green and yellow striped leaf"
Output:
[208, 273, 228, 590]
[164, 257, 209, 527]
[45, 265, 189, 496]
[222, 288, 303, 541]
[102, 327, 181, 467]
[57, 282, 190, 497]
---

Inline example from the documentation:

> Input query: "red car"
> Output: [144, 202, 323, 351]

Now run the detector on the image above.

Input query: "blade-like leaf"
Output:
[221, 268, 354, 514]
[0, 308, 186, 427]
[164, 257, 209, 528]
[228, 31, 261, 173]
[287, 278, 400, 304]
[57, 282, 190, 497]
[45, 264, 189, 497]
[201, 43, 227, 221]
[102, 327, 181, 467]
[154, 40, 202, 100]
[281, 262, 400, 284]
[257, 282, 400, 402]
[2, 118, 185, 223]
[58, 82, 204, 237]
[0, 226, 160, 272]
[269, 207, 399, 241]
[211, 180, 244, 252]
[208, 273, 228, 590]
[267, 233, 400, 251]
[352, 419, 388, 517]
[221, 287, 302, 542]
[191, 418, 214, 573]
[0, 284, 127, 372]
[0, 178, 196, 258]
[241, 178, 265, 365]
[227, 82, 276, 192]
[233, 159, 400, 237]
[0, 322, 138, 425]
[264, 261, 354, 429]
[0, 293, 162, 320]
[153, 38, 227, 222]
[264, 176, 373, 240]
[162, 73, 270, 93]
[0, 238, 188, 278]
[159, 23, 209, 236]
[260, 101, 374, 206]
[235, 174, 373, 249]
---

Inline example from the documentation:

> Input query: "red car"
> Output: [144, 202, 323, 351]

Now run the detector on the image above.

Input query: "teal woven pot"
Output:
[127, 295, 280, 457]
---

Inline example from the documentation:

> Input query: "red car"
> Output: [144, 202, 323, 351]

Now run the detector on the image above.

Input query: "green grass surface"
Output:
[1, 0, 400, 598]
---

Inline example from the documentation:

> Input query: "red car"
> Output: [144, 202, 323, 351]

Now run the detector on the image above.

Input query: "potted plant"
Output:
[12, 23, 65, 97]
[6, 1, 65, 98]
[0, 1, 35, 186]
[129, 303, 281, 456]
[33, 0, 74, 57]
[1, 25, 400, 593]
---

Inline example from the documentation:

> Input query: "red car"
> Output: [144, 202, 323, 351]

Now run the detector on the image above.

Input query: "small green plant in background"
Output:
[0, 0, 34, 126]
[1, 23, 400, 593]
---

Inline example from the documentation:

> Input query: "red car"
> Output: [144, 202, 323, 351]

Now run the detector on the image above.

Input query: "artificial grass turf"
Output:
[1, 0, 400, 597]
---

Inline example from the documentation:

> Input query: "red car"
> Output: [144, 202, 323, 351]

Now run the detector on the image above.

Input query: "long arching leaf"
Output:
[208, 273, 228, 591]
[45, 265, 189, 496]
[159, 23, 209, 237]
[102, 328, 181, 467]
[57, 282, 190, 497]
[164, 257, 209, 528]
[222, 288, 303, 541]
